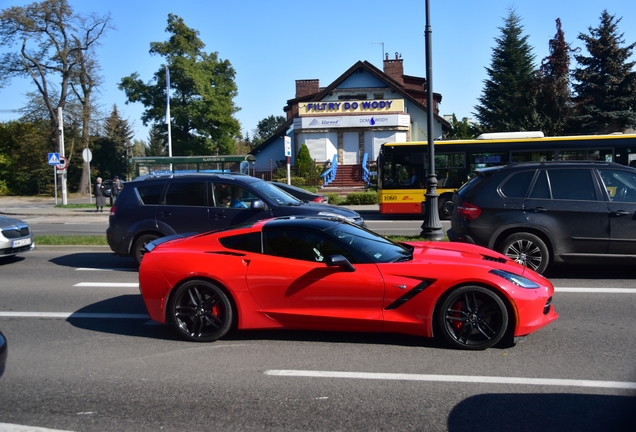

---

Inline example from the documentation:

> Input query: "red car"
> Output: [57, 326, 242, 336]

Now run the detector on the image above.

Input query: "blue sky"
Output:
[1, 0, 635, 142]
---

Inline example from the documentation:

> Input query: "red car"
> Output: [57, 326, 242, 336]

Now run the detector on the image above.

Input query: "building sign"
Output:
[294, 114, 410, 129]
[298, 99, 405, 116]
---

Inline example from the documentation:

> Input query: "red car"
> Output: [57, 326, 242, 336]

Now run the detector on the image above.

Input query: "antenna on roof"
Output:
[373, 42, 385, 63]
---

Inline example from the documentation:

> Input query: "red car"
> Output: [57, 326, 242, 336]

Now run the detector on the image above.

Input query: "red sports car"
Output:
[139, 216, 558, 350]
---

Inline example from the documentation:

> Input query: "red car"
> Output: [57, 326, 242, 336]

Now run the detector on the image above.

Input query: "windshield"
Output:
[251, 181, 302, 205]
[325, 223, 412, 263]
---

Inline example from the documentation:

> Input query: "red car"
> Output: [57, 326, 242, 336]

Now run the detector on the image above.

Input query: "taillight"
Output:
[456, 201, 481, 220]
[109, 205, 116, 216]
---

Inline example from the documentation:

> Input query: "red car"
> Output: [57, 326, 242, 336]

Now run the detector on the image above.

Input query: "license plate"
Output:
[12, 238, 32, 248]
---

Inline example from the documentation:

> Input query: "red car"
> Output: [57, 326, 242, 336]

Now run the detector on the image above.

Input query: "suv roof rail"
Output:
[505, 160, 623, 167]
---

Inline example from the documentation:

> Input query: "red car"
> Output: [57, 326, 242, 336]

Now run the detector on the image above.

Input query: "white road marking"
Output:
[554, 287, 636, 293]
[0, 423, 74, 432]
[76, 268, 136, 272]
[265, 370, 636, 390]
[73, 282, 138, 287]
[0, 312, 148, 319]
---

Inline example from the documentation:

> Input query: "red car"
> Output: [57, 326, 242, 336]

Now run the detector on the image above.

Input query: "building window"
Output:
[374, 93, 384, 99]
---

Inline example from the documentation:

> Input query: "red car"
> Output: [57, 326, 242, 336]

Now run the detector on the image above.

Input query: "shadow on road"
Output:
[49, 252, 137, 270]
[448, 393, 636, 432]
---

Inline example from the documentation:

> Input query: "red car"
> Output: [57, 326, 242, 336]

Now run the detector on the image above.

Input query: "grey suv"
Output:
[447, 161, 636, 274]
[107, 173, 364, 264]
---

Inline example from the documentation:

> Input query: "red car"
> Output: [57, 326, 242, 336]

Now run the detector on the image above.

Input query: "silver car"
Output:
[0, 215, 35, 258]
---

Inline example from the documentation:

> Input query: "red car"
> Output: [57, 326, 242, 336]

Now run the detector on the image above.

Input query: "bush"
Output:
[327, 193, 344, 205]
[345, 192, 378, 205]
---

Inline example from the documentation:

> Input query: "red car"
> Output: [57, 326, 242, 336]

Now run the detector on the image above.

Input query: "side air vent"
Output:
[482, 255, 507, 263]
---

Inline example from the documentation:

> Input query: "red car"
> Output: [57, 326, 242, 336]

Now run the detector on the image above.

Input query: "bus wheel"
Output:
[438, 194, 454, 220]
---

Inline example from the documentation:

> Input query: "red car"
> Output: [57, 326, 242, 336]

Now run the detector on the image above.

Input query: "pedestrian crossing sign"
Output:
[48, 152, 61, 165]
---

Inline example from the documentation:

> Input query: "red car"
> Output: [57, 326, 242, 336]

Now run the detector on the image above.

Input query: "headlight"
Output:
[490, 269, 540, 289]
[317, 212, 356, 223]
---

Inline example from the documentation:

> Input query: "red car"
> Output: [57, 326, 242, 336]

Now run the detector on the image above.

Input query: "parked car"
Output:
[102, 179, 113, 198]
[107, 173, 365, 265]
[270, 181, 329, 203]
[139, 216, 557, 350]
[0, 215, 35, 258]
[0, 330, 6, 377]
[447, 161, 636, 274]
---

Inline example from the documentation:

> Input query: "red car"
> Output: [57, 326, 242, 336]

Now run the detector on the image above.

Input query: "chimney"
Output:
[383, 53, 404, 86]
[295, 79, 320, 98]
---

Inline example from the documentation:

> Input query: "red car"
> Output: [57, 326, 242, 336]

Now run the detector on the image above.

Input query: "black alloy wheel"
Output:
[438, 194, 454, 220]
[169, 280, 233, 342]
[437, 286, 508, 350]
[133, 234, 159, 265]
[500, 232, 549, 274]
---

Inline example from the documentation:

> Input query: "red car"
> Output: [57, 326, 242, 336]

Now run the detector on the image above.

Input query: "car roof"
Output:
[130, 172, 257, 185]
[476, 160, 628, 175]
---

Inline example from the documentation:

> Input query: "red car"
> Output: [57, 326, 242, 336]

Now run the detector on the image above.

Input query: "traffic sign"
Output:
[48, 152, 60, 165]
[56, 156, 68, 171]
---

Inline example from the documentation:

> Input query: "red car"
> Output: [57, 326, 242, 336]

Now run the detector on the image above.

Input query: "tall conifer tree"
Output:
[474, 9, 536, 132]
[571, 10, 636, 133]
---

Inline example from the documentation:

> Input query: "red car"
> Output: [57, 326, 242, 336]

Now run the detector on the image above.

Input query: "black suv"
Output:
[107, 173, 364, 264]
[447, 161, 636, 274]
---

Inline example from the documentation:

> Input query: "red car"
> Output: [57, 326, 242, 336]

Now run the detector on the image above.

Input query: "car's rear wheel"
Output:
[169, 280, 233, 342]
[133, 234, 159, 265]
[438, 193, 454, 220]
[500, 233, 549, 274]
[437, 286, 508, 350]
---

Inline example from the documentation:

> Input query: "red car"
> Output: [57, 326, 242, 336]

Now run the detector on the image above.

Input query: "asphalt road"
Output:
[0, 250, 634, 431]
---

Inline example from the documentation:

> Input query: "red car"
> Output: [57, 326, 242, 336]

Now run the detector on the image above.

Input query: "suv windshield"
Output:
[250, 181, 302, 206]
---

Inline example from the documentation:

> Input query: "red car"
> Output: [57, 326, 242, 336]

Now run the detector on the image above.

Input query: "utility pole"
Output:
[420, 0, 444, 240]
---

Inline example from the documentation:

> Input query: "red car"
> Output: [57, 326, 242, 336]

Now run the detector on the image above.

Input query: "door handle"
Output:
[213, 214, 227, 220]
[157, 211, 172, 217]
[611, 210, 631, 216]
[527, 207, 548, 213]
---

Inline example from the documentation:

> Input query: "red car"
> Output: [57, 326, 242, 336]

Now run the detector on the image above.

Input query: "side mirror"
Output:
[250, 200, 266, 210]
[325, 254, 355, 272]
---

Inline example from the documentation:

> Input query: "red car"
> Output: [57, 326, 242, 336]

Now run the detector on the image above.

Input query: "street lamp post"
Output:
[420, 0, 444, 240]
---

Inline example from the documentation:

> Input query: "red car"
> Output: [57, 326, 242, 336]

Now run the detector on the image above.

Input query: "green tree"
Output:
[535, 18, 573, 136]
[93, 105, 134, 180]
[0, 0, 110, 152]
[444, 115, 479, 139]
[0, 120, 51, 195]
[119, 14, 241, 156]
[252, 115, 286, 146]
[570, 10, 636, 134]
[295, 143, 313, 180]
[145, 125, 167, 156]
[474, 9, 537, 132]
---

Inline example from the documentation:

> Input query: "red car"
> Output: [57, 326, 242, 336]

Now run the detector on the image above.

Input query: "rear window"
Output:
[136, 184, 165, 205]
[456, 174, 487, 198]
[500, 171, 535, 198]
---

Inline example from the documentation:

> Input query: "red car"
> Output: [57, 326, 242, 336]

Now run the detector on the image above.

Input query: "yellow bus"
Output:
[377, 132, 636, 219]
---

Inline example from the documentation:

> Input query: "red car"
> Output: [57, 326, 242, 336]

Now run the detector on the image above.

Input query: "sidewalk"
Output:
[0, 195, 109, 217]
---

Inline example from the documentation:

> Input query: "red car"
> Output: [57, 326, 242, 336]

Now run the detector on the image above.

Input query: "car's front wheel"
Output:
[500, 232, 549, 274]
[169, 280, 233, 342]
[437, 286, 509, 350]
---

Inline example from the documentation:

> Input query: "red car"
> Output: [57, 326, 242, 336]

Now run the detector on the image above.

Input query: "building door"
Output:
[343, 132, 359, 164]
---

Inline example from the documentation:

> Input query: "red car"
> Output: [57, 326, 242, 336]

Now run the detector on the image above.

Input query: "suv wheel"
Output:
[500, 233, 549, 274]
[133, 234, 159, 265]
[438, 193, 454, 220]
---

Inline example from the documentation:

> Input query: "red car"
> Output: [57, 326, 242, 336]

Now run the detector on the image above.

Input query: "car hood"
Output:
[299, 202, 361, 218]
[405, 241, 539, 276]
[0, 215, 29, 230]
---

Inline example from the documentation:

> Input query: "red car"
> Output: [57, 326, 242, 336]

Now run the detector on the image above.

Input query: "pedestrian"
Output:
[94, 177, 106, 212]
[112, 175, 123, 204]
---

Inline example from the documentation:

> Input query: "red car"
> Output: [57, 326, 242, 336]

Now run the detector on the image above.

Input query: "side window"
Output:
[547, 169, 596, 201]
[219, 232, 262, 253]
[164, 182, 207, 206]
[213, 183, 232, 207]
[599, 169, 636, 203]
[529, 170, 551, 199]
[500, 171, 535, 198]
[136, 184, 165, 205]
[263, 229, 352, 263]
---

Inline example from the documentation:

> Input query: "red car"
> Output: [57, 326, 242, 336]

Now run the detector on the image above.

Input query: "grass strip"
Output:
[35, 235, 109, 245]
